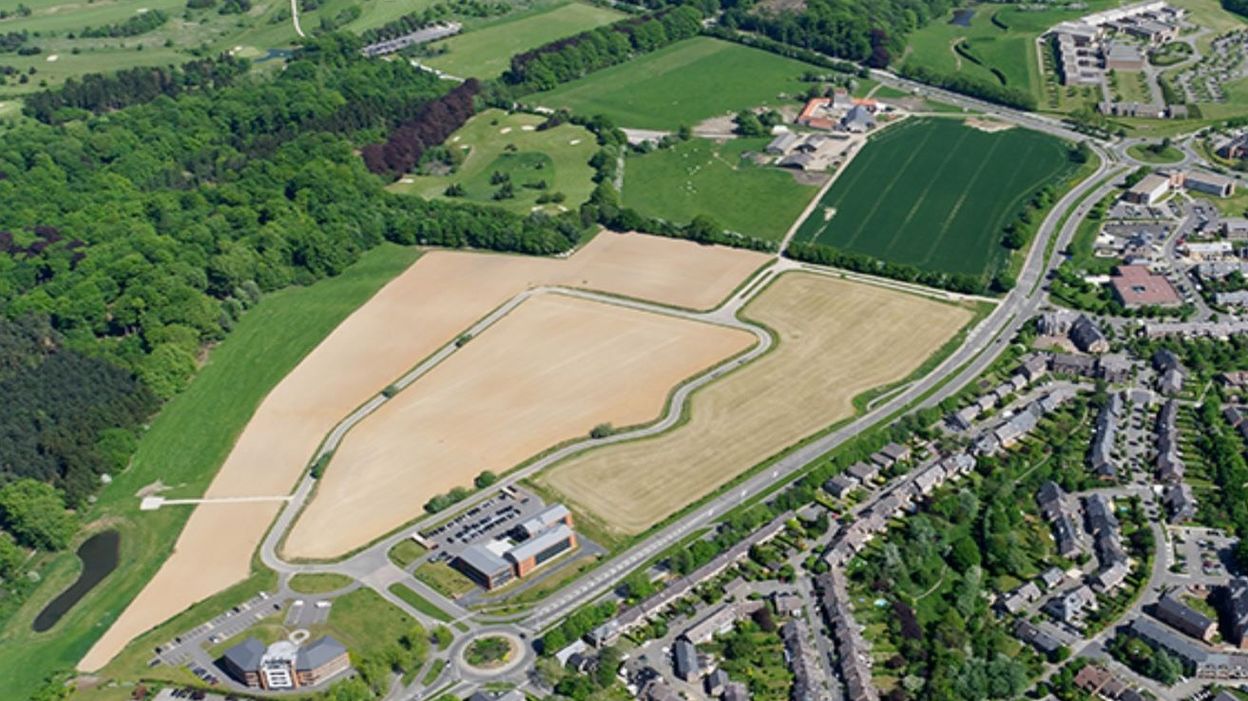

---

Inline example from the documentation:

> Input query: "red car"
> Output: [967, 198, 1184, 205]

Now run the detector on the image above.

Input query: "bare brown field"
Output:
[284, 294, 754, 559]
[536, 272, 973, 536]
[78, 233, 767, 671]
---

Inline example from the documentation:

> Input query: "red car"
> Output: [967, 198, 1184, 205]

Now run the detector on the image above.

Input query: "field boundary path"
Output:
[290, 0, 305, 38]
[255, 275, 780, 628]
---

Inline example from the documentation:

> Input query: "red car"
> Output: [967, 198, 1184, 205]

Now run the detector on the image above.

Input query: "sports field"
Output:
[536, 272, 973, 536]
[391, 109, 598, 214]
[794, 118, 1072, 278]
[285, 293, 754, 559]
[423, 1, 623, 79]
[531, 37, 818, 130]
[78, 233, 767, 672]
[621, 137, 820, 242]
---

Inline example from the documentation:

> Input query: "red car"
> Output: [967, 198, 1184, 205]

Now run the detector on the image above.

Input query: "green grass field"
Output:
[289, 573, 354, 594]
[901, 2, 1118, 110]
[794, 118, 1072, 279]
[390, 108, 598, 214]
[423, 1, 623, 79]
[530, 37, 818, 130]
[621, 137, 819, 241]
[0, 243, 422, 701]
[1127, 142, 1184, 164]
[389, 583, 453, 622]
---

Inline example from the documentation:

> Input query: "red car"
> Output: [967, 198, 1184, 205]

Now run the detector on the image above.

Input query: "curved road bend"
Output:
[523, 147, 1122, 632]
[257, 277, 782, 626]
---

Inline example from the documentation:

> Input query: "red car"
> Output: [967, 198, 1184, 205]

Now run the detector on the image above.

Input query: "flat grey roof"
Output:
[507, 524, 573, 563]
[456, 543, 511, 575]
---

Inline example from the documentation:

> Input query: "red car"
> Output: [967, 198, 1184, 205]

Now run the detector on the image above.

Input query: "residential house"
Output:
[1155, 594, 1218, 642]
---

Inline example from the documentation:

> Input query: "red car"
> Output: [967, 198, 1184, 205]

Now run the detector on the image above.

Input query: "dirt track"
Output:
[284, 293, 753, 559]
[78, 233, 768, 672]
[536, 272, 972, 536]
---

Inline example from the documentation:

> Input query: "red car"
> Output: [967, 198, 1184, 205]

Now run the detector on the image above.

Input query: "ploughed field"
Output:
[79, 233, 768, 672]
[283, 293, 755, 559]
[794, 117, 1072, 279]
[535, 272, 973, 536]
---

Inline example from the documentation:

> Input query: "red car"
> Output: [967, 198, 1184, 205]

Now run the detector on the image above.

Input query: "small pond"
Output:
[32, 530, 120, 633]
[951, 8, 975, 26]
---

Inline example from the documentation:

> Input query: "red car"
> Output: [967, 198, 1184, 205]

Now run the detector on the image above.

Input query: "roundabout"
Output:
[453, 629, 531, 680]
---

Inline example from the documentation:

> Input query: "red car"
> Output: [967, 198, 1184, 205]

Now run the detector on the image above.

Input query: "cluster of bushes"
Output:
[786, 241, 991, 294]
[538, 600, 617, 653]
[77, 9, 169, 39]
[361, 79, 480, 177]
[319, 5, 363, 32]
[502, 5, 703, 93]
[0, 31, 33, 54]
[23, 54, 249, 123]
[899, 62, 1037, 111]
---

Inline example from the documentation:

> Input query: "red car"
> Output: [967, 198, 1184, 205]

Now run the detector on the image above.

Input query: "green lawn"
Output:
[1111, 69, 1154, 104]
[1127, 143, 1184, 164]
[794, 117, 1072, 279]
[531, 37, 818, 130]
[413, 561, 477, 599]
[621, 136, 819, 242]
[322, 588, 421, 663]
[390, 108, 598, 214]
[390, 539, 429, 569]
[389, 583, 453, 622]
[289, 573, 355, 594]
[0, 244, 422, 701]
[424, 1, 623, 79]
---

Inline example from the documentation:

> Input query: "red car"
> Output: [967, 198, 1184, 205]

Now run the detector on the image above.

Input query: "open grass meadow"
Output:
[530, 37, 818, 130]
[423, 1, 623, 79]
[390, 108, 598, 213]
[621, 137, 820, 242]
[794, 118, 1072, 279]
[901, 2, 1119, 110]
[0, 243, 422, 701]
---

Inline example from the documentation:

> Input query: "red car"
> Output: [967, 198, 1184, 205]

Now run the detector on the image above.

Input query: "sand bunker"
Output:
[78, 233, 767, 671]
[284, 294, 754, 559]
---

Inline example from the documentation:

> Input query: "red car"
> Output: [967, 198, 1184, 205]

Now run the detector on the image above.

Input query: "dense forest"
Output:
[503, 5, 704, 93]
[362, 79, 481, 176]
[720, 0, 955, 66]
[0, 34, 584, 549]
[22, 55, 251, 124]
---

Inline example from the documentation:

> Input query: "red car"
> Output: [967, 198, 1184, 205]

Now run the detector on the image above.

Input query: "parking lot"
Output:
[285, 597, 332, 627]
[419, 486, 549, 561]
[1171, 526, 1238, 580]
[153, 590, 286, 670]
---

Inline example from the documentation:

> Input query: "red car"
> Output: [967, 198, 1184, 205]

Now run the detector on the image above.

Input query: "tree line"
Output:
[502, 5, 703, 93]
[77, 9, 169, 39]
[22, 54, 250, 124]
[785, 241, 992, 295]
[362, 79, 480, 177]
[898, 62, 1037, 111]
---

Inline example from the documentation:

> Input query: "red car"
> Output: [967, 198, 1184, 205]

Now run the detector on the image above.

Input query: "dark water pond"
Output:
[951, 8, 975, 26]
[32, 530, 120, 633]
